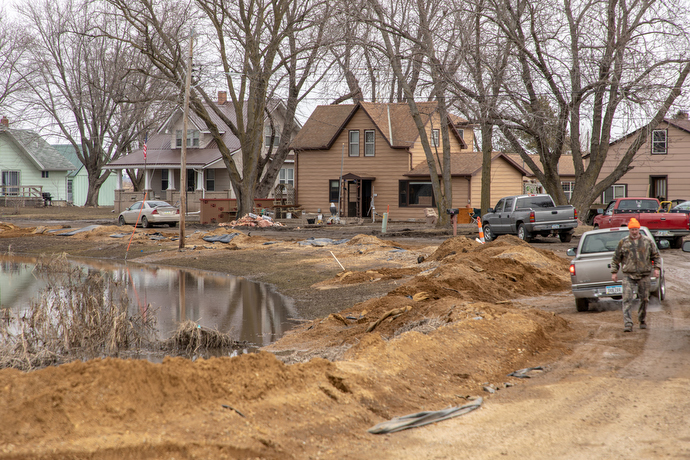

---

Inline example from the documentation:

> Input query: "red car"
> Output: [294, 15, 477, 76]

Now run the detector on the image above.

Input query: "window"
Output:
[2, 171, 19, 195]
[493, 198, 506, 213]
[41, 171, 49, 178]
[602, 184, 627, 203]
[652, 129, 667, 154]
[364, 130, 375, 156]
[458, 129, 464, 140]
[265, 133, 280, 147]
[398, 181, 435, 207]
[329, 180, 340, 202]
[431, 129, 440, 147]
[279, 167, 294, 186]
[161, 170, 169, 190]
[650, 176, 667, 201]
[176, 129, 200, 148]
[206, 169, 215, 191]
[561, 181, 575, 201]
[349, 130, 359, 156]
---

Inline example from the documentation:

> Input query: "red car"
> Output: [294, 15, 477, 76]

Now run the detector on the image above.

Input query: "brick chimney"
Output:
[0, 116, 8, 127]
[217, 91, 227, 105]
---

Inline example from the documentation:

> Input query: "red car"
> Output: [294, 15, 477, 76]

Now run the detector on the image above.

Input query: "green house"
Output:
[52, 144, 117, 206]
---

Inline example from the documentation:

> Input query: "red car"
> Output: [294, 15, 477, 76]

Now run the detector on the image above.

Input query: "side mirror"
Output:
[487, 207, 494, 213]
[597, 209, 604, 215]
[658, 239, 670, 250]
[683, 240, 690, 252]
[566, 248, 577, 257]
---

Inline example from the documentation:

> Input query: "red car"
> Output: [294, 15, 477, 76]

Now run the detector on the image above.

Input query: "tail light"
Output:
[569, 264, 576, 276]
[176, 209, 180, 214]
[574, 208, 578, 219]
[530, 211, 535, 223]
[151, 209, 159, 215]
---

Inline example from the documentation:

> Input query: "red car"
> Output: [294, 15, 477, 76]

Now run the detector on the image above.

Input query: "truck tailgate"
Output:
[572, 252, 618, 288]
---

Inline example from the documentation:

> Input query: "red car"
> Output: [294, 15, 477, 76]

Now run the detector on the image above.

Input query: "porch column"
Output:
[167, 168, 175, 190]
[116, 170, 123, 189]
[144, 169, 152, 190]
[196, 169, 204, 191]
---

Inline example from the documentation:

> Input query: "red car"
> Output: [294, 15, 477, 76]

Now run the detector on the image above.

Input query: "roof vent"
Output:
[218, 91, 227, 105]
[0, 116, 8, 127]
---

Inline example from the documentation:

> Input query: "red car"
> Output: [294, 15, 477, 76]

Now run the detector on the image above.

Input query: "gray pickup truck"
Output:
[481, 194, 578, 243]
[566, 227, 666, 312]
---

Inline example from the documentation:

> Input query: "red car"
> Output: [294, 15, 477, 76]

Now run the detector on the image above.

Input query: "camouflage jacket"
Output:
[611, 235, 661, 279]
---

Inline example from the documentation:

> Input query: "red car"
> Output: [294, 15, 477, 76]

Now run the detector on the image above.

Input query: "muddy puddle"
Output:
[0, 255, 299, 348]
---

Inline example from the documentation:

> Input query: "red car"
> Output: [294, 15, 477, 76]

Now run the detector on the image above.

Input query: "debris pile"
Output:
[219, 213, 285, 228]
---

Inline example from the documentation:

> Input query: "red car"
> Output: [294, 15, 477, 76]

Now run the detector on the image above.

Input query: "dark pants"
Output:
[622, 275, 650, 327]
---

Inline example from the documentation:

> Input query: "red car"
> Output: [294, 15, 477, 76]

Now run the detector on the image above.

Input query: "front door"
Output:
[187, 169, 196, 192]
[345, 179, 374, 218]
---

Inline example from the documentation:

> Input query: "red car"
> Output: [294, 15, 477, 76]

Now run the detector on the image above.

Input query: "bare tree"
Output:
[0, 8, 32, 118]
[487, 0, 690, 214]
[105, 0, 333, 217]
[18, 0, 162, 206]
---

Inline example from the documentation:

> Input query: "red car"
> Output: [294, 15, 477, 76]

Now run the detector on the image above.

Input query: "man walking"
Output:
[611, 218, 661, 332]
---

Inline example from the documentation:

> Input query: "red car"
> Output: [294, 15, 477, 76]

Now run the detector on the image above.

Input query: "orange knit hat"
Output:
[627, 217, 641, 228]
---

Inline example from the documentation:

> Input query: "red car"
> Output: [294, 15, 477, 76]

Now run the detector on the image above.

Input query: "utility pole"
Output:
[179, 29, 193, 250]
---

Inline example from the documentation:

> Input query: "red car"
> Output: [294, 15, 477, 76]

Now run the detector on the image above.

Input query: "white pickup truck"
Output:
[566, 227, 666, 312]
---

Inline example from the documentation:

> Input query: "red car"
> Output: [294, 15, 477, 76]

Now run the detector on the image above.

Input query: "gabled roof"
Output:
[290, 101, 468, 151]
[609, 116, 690, 146]
[404, 152, 529, 177]
[52, 144, 84, 177]
[505, 153, 578, 177]
[0, 128, 75, 171]
[108, 98, 292, 170]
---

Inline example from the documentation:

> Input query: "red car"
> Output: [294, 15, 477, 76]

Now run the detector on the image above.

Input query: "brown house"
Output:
[291, 101, 517, 221]
[599, 114, 690, 203]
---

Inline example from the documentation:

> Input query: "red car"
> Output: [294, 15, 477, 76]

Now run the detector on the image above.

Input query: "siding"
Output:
[0, 136, 69, 200]
[600, 122, 690, 201]
[469, 157, 524, 208]
[408, 119, 467, 167]
[71, 168, 117, 206]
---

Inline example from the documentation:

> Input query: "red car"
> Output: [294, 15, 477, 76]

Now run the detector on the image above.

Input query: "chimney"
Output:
[0, 116, 8, 127]
[217, 91, 227, 105]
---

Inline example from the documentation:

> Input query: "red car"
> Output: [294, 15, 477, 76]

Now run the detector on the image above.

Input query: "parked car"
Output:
[118, 200, 180, 228]
[592, 197, 690, 249]
[566, 226, 666, 312]
[670, 201, 690, 213]
[481, 194, 578, 243]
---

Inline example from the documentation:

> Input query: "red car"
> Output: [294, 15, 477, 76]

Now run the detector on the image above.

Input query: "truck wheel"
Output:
[654, 275, 666, 301]
[671, 236, 683, 249]
[517, 224, 531, 242]
[575, 298, 589, 312]
[483, 224, 494, 242]
[559, 232, 573, 243]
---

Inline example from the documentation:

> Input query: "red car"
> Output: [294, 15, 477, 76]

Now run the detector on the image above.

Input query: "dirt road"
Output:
[0, 213, 689, 459]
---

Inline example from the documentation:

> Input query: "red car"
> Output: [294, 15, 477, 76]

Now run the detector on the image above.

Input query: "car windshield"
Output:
[673, 202, 690, 210]
[515, 196, 554, 210]
[581, 231, 629, 253]
[145, 201, 173, 208]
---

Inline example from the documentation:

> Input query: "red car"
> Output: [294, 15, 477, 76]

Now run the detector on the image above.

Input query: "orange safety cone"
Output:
[477, 216, 485, 244]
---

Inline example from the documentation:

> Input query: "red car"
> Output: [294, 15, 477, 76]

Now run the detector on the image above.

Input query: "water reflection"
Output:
[0, 255, 298, 347]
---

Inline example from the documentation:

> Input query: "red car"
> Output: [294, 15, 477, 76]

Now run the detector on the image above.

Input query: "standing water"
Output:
[0, 255, 299, 348]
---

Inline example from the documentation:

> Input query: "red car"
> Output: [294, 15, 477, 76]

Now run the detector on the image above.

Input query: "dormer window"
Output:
[176, 129, 200, 148]
[265, 133, 280, 147]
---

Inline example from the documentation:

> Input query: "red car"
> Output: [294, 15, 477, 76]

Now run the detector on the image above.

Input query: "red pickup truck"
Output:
[592, 197, 690, 248]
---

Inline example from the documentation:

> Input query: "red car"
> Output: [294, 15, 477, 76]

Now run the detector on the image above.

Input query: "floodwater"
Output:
[0, 255, 299, 348]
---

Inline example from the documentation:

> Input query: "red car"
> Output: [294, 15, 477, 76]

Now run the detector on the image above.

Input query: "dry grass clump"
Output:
[0, 254, 157, 370]
[162, 320, 241, 357]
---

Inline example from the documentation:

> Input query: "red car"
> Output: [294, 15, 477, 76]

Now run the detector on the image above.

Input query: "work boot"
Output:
[640, 322, 647, 329]
[624, 325, 633, 332]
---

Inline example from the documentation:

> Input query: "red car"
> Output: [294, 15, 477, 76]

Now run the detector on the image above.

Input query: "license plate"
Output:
[552, 224, 560, 229]
[655, 230, 672, 236]
[606, 285, 623, 295]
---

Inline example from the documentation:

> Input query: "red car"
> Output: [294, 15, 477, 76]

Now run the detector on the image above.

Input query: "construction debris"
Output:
[219, 213, 285, 228]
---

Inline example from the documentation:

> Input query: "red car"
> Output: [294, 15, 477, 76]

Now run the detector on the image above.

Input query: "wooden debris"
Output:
[366, 306, 412, 333]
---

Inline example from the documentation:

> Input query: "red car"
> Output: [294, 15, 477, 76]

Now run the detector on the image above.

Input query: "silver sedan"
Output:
[118, 200, 179, 228]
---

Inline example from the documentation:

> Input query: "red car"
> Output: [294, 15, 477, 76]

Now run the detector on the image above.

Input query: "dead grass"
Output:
[162, 320, 243, 356]
[0, 254, 156, 370]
